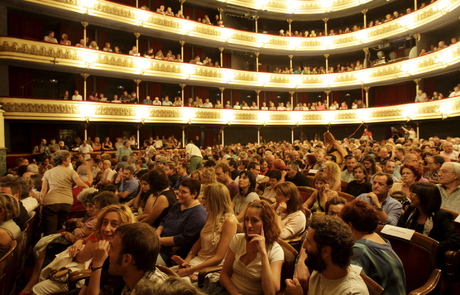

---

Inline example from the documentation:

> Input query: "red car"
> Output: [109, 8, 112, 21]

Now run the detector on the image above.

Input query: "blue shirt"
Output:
[159, 202, 207, 265]
[356, 194, 402, 225]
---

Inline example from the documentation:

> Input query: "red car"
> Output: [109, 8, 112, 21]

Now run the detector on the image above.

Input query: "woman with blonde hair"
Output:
[0, 193, 20, 258]
[172, 182, 237, 282]
[272, 182, 306, 239]
[322, 161, 342, 191]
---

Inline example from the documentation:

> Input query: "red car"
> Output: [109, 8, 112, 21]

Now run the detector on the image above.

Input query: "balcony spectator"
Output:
[165, 7, 174, 16]
[143, 96, 153, 105]
[215, 100, 223, 108]
[72, 90, 82, 101]
[415, 89, 428, 102]
[129, 46, 140, 56]
[102, 42, 112, 52]
[62, 91, 69, 100]
[233, 101, 241, 109]
[114, 46, 121, 53]
[152, 97, 162, 106]
[112, 94, 121, 103]
[88, 41, 99, 50]
[448, 86, 460, 97]
[173, 97, 182, 106]
[176, 10, 184, 18]
[162, 96, 173, 106]
[203, 98, 213, 108]
[155, 50, 164, 59]
[75, 39, 87, 47]
[44, 31, 58, 43]
[157, 5, 165, 14]
[225, 101, 232, 109]
[59, 34, 71, 46]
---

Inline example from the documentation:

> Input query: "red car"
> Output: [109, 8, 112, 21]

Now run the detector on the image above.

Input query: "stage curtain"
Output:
[184, 45, 192, 63]
[265, 91, 277, 104]
[150, 40, 163, 52]
[424, 78, 435, 99]
[96, 77, 107, 95]
[8, 12, 43, 40]
[194, 47, 203, 59]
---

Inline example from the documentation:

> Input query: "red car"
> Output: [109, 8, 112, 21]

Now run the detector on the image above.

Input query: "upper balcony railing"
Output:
[19, 0, 460, 55]
[1, 96, 459, 126]
[1, 36, 460, 91]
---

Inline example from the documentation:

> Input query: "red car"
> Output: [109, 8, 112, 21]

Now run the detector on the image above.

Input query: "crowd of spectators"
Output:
[3, 125, 460, 294]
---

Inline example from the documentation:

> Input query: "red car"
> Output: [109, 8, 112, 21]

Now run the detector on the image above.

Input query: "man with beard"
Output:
[286, 215, 368, 295]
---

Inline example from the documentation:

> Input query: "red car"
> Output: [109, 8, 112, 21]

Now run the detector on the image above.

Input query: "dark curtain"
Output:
[98, 30, 111, 50]
[184, 45, 193, 63]
[150, 40, 163, 52]
[223, 52, 231, 68]
[149, 82, 162, 98]
[424, 78, 435, 99]
[232, 89, 240, 102]
[195, 86, 209, 99]
[332, 91, 342, 104]
[298, 92, 308, 104]
[193, 8, 208, 21]
[187, 129, 201, 146]
[372, 82, 415, 106]
[9, 67, 33, 97]
[8, 12, 43, 40]
[203, 129, 215, 148]
[183, 85, 191, 101]
[59, 23, 83, 46]
[194, 47, 203, 59]
[265, 91, 277, 104]
[96, 77, 107, 95]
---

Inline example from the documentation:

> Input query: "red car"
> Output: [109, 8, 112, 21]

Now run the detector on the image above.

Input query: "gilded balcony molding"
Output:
[209, 0, 374, 15]
[1, 36, 460, 91]
[19, 0, 460, 55]
[0, 97, 459, 126]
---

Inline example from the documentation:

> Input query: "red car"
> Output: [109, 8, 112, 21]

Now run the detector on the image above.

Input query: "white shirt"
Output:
[308, 269, 369, 295]
[186, 143, 202, 158]
[72, 94, 83, 101]
[162, 100, 173, 106]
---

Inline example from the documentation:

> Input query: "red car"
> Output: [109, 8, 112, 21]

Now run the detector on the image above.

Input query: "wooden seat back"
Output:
[277, 239, 299, 291]
[337, 191, 356, 203]
[0, 240, 17, 295]
[297, 186, 315, 203]
[376, 225, 441, 294]
[360, 272, 384, 295]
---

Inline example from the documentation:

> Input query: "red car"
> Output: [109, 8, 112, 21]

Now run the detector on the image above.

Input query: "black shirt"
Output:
[285, 172, 310, 187]
[344, 181, 372, 197]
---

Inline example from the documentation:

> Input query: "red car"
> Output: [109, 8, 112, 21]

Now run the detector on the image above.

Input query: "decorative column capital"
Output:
[363, 47, 369, 54]
[179, 0, 186, 4]
[81, 21, 89, 27]
[361, 9, 368, 15]
[254, 51, 260, 57]
[80, 73, 90, 79]
[289, 91, 295, 96]
[413, 78, 422, 85]
[254, 16, 260, 21]
[219, 87, 225, 92]
[363, 87, 370, 92]
[413, 33, 421, 41]
[179, 84, 187, 89]
[179, 40, 186, 46]
[217, 7, 224, 13]
[255, 90, 261, 94]
[322, 18, 329, 23]
[134, 32, 141, 39]
[324, 54, 330, 58]
[134, 79, 142, 85]
[324, 90, 331, 95]
[287, 19, 293, 24]
[219, 47, 225, 52]
[288, 55, 293, 60]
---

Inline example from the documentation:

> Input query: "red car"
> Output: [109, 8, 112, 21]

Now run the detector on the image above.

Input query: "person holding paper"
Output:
[356, 172, 402, 225]
[342, 199, 406, 295]
[398, 182, 460, 266]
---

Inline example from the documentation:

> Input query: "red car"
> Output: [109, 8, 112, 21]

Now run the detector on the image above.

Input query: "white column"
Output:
[221, 127, 225, 146]
[257, 127, 261, 145]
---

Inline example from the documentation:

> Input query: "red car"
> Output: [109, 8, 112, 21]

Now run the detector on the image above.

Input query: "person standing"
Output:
[41, 150, 89, 235]
[186, 140, 202, 173]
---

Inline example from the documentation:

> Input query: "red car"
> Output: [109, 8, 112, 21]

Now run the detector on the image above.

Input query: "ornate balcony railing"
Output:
[1, 97, 459, 126]
[1, 36, 460, 91]
[19, 0, 460, 55]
